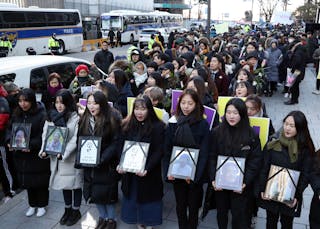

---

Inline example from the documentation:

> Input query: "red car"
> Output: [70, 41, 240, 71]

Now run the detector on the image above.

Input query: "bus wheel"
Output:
[130, 35, 134, 44]
[57, 39, 66, 55]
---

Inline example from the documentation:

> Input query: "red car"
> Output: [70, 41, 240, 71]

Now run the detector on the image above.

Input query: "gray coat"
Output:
[39, 112, 83, 190]
[266, 47, 283, 82]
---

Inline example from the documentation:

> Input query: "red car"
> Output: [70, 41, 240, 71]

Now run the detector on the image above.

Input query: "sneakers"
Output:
[65, 209, 81, 226]
[2, 196, 12, 204]
[59, 207, 72, 225]
[36, 207, 46, 217]
[312, 90, 320, 95]
[25, 207, 36, 217]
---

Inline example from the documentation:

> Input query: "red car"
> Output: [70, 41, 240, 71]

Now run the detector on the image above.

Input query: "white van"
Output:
[0, 56, 91, 94]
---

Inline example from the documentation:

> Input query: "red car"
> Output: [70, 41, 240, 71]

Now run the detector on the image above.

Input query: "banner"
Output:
[204, 105, 216, 130]
[217, 96, 246, 122]
[127, 97, 165, 122]
[215, 22, 229, 34]
[249, 117, 270, 149]
[171, 90, 183, 113]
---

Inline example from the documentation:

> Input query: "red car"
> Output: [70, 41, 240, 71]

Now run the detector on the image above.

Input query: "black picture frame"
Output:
[118, 140, 150, 173]
[215, 155, 246, 191]
[167, 146, 199, 181]
[264, 165, 300, 205]
[76, 136, 102, 167]
[43, 126, 68, 155]
[10, 123, 32, 150]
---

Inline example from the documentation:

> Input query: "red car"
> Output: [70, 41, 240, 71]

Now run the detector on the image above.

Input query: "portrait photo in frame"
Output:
[77, 136, 102, 167]
[44, 126, 68, 155]
[167, 146, 199, 181]
[118, 140, 150, 173]
[10, 123, 32, 150]
[264, 165, 300, 205]
[215, 155, 246, 191]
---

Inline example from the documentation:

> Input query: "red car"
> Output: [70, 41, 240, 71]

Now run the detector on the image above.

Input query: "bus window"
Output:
[30, 68, 47, 93]
[25, 12, 46, 27]
[3, 11, 26, 28]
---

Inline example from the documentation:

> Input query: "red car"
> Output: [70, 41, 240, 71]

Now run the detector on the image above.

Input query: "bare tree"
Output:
[257, 0, 281, 22]
[282, 0, 291, 11]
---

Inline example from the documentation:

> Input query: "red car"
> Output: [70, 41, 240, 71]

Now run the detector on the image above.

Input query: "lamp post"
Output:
[207, 0, 211, 38]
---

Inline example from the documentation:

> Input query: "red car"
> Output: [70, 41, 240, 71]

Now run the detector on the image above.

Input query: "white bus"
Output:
[0, 7, 83, 56]
[100, 10, 183, 43]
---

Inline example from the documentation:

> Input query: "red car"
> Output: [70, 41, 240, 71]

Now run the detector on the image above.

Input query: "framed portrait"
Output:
[264, 165, 300, 205]
[118, 141, 150, 173]
[215, 156, 246, 191]
[167, 146, 199, 181]
[77, 136, 102, 167]
[43, 126, 68, 155]
[10, 123, 32, 150]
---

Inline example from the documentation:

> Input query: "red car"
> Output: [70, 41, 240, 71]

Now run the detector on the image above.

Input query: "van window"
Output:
[47, 63, 76, 88]
[0, 73, 16, 83]
[30, 68, 47, 93]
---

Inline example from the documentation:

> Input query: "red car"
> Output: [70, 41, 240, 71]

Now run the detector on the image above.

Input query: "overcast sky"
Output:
[209, 0, 305, 20]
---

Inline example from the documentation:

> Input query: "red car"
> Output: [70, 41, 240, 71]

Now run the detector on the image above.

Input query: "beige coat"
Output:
[39, 112, 83, 190]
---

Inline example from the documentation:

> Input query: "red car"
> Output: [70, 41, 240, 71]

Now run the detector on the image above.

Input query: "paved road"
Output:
[0, 57, 318, 228]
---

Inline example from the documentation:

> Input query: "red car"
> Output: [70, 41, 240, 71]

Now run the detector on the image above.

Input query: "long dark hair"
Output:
[112, 69, 128, 90]
[79, 91, 119, 141]
[187, 76, 206, 100]
[122, 95, 161, 137]
[218, 98, 254, 148]
[52, 89, 76, 121]
[176, 89, 204, 123]
[14, 88, 38, 116]
[283, 111, 315, 155]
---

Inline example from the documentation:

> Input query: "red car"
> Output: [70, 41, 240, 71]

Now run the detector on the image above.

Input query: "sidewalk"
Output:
[0, 67, 318, 229]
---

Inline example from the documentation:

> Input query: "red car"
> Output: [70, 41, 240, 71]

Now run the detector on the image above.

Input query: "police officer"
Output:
[0, 35, 12, 57]
[48, 33, 60, 55]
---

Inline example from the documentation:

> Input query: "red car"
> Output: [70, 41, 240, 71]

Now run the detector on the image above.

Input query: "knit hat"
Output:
[75, 64, 89, 76]
[159, 62, 174, 72]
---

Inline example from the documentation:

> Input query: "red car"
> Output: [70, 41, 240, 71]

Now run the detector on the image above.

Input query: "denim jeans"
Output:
[96, 203, 116, 220]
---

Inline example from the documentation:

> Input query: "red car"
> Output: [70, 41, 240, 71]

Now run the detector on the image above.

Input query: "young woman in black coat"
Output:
[78, 91, 121, 229]
[259, 111, 314, 229]
[118, 95, 165, 229]
[309, 149, 320, 229]
[208, 98, 262, 229]
[164, 89, 210, 229]
[7, 88, 50, 217]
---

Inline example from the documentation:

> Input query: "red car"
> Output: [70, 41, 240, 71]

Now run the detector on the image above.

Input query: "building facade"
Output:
[154, 0, 190, 14]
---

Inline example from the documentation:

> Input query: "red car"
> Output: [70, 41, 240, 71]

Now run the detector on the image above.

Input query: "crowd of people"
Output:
[0, 23, 320, 229]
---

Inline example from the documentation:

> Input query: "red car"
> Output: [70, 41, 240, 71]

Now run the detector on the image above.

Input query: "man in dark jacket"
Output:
[94, 41, 114, 75]
[108, 28, 115, 48]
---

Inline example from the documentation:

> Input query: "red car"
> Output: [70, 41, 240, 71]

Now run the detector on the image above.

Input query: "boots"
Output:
[59, 208, 72, 225]
[65, 209, 81, 226]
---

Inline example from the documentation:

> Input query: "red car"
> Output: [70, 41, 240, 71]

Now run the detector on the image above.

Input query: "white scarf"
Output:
[133, 72, 148, 87]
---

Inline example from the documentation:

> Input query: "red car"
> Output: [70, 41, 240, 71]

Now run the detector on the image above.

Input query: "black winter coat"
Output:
[93, 49, 114, 74]
[114, 82, 133, 118]
[163, 117, 210, 184]
[259, 137, 312, 217]
[208, 126, 262, 188]
[7, 105, 50, 189]
[121, 121, 165, 203]
[81, 112, 122, 204]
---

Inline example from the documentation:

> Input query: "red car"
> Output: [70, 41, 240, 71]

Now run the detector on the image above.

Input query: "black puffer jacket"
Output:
[81, 111, 122, 204]
[120, 121, 165, 203]
[7, 104, 50, 189]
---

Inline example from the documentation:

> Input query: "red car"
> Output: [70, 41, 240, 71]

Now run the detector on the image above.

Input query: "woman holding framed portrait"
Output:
[78, 91, 121, 229]
[163, 89, 210, 229]
[259, 111, 315, 229]
[208, 98, 262, 229]
[39, 89, 83, 226]
[118, 95, 165, 229]
[310, 149, 320, 229]
[6, 88, 50, 217]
